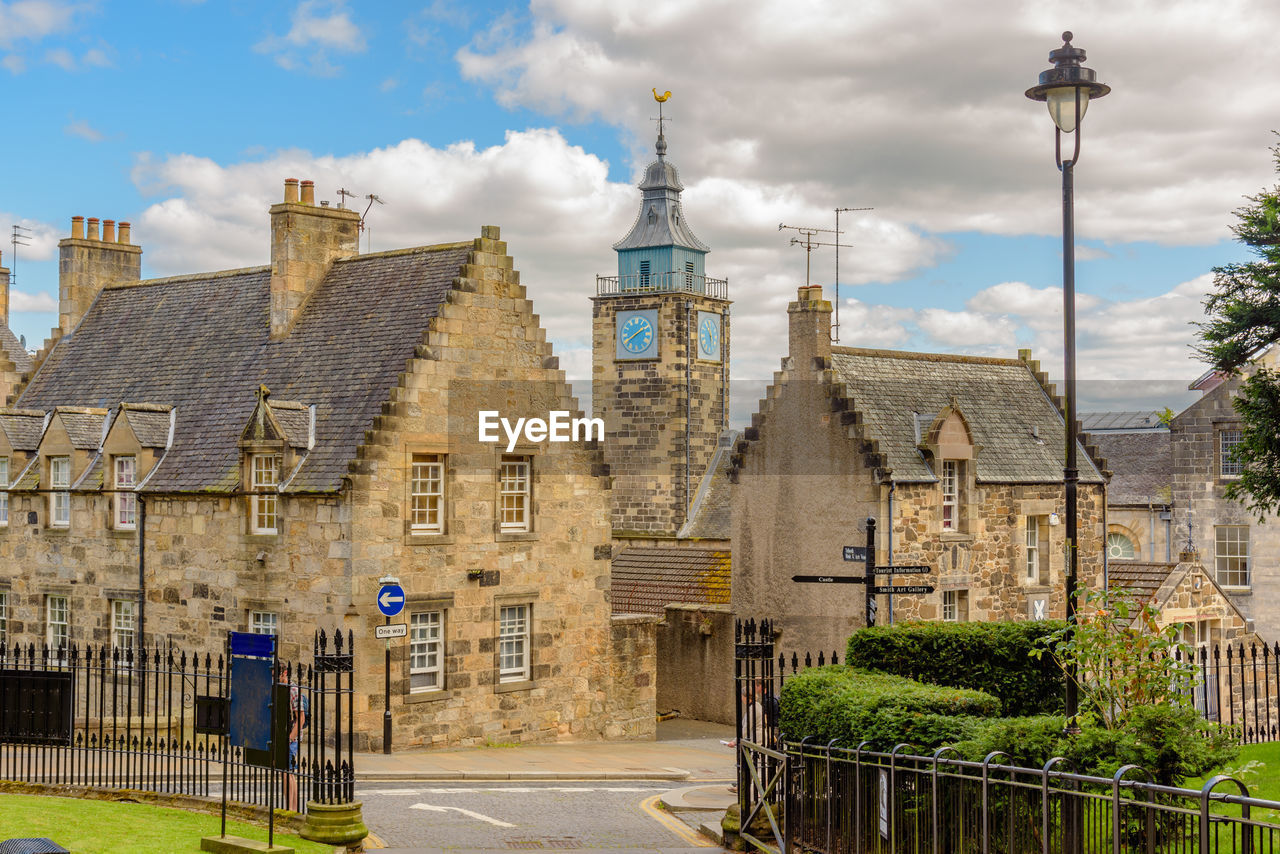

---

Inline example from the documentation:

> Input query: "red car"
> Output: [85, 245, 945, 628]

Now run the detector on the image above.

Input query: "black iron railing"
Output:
[596, 272, 728, 299]
[0, 630, 355, 814]
[1181, 642, 1280, 743]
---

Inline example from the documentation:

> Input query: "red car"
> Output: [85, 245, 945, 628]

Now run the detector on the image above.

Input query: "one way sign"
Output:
[377, 583, 406, 617]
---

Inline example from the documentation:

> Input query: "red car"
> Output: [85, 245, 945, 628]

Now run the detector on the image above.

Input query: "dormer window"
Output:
[49, 456, 71, 527]
[114, 456, 137, 529]
[941, 460, 960, 530]
[250, 454, 281, 534]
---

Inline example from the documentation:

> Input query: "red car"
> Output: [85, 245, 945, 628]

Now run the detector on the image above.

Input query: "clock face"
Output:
[616, 311, 658, 359]
[697, 312, 721, 361]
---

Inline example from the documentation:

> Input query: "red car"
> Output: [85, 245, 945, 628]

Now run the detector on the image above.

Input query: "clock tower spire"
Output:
[593, 91, 731, 536]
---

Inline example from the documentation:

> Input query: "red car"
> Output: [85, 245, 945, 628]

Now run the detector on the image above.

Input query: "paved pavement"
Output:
[354, 719, 738, 852]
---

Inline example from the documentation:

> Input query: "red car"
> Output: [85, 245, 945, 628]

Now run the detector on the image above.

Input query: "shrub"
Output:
[780, 665, 1000, 750]
[845, 620, 1065, 716]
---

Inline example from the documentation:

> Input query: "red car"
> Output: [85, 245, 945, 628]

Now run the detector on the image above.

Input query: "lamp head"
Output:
[1025, 32, 1110, 133]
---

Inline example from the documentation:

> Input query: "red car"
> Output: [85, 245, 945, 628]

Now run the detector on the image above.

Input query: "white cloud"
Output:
[64, 118, 103, 142]
[9, 289, 56, 312]
[1, 54, 24, 73]
[256, 0, 367, 75]
[0, 213, 58, 262]
[917, 308, 1018, 351]
[43, 45, 72, 69]
[0, 1, 79, 49]
[457, 0, 1280, 248]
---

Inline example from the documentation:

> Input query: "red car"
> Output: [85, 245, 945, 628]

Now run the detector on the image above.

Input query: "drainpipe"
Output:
[685, 299, 693, 526]
[1148, 502, 1156, 562]
[138, 495, 147, 649]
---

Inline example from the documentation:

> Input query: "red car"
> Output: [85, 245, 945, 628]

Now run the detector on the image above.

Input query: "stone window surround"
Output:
[113, 455, 138, 531]
[1214, 524, 1250, 590]
[942, 589, 969, 622]
[1018, 500, 1057, 588]
[493, 590, 538, 694]
[247, 450, 283, 536]
[46, 593, 69, 652]
[48, 455, 71, 528]
[495, 450, 535, 540]
[402, 593, 455, 705]
[1215, 423, 1244, 482]
[111, 598, 137, 652]
[406, 446, 452, 543]
[0, 456, 7, 528]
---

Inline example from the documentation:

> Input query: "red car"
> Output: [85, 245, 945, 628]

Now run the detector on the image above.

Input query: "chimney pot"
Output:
[300, 180, 315, 205]
[102, 219, 116, 243]
[87, 218, 100, 241]
[284, 178, 300, 203]
[71, 216, 85, 239]
[118, 222, 132, 244]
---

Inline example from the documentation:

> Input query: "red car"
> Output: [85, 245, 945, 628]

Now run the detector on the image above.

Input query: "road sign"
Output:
[375, 624, 407, 640]
[872, 584, 935, 595]
[843, 545, 868, 562]
[377, 583, 406, 617]
[872, 565, 932, 576]
[792, 574, 867, 584]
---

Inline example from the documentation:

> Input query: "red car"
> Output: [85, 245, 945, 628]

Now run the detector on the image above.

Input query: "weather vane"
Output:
[652, 88, 672, 148]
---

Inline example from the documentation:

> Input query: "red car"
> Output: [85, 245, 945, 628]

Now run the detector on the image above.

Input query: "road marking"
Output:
[362, 785, 664, 795]
[639, 794, 717, 848]
[409, 803, 517, 827]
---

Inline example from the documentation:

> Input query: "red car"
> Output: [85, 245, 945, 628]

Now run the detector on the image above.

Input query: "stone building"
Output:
[0, 180, 654, 749]
[1081, 411, 1174, 564]
[731, 285, 1108, 655]
[1171, 356, 1280, 642]
[0, 251, 33, 406]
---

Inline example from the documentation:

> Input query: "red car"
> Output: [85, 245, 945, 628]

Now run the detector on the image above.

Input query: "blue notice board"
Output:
[228, 631, 274, 751]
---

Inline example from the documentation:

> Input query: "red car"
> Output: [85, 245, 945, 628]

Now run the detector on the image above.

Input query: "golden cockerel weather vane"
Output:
[652, 88, 672, 146]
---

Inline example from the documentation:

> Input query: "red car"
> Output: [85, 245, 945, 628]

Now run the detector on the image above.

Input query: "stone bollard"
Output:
[301, 801, 368, 850]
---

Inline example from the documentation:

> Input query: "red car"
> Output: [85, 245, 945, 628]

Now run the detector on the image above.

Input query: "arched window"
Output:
[1107, 532, 1135, 560]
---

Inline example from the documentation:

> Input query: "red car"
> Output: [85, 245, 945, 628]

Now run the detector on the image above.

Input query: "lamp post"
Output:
[1025, 32, 1109, 730]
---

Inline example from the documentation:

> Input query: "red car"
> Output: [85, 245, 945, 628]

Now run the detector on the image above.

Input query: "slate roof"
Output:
[612, 142, 710, 252]
[677, 432, 736, 541]
[1108, 561, 1177, 602]
[56, 407, 107, 450]
[0, 410, 45, 450]
[269, 401, 313, 449]
[610, 547, 731, 616]
[1081, 411, 1163, 431]
[1085, 430, 1171, 505]
[0, 325, 32, 374]
[120, 404, 173, 448]
[828, 348, 1105, 484]
[17, 243, 472, 493]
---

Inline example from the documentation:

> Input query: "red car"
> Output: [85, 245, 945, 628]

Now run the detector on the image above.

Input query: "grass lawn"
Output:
[1188, 740, 1280, 802]
[0, 794, 334, 854]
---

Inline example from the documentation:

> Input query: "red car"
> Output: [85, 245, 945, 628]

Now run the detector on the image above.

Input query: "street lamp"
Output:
[1025, 32, 1109, 729]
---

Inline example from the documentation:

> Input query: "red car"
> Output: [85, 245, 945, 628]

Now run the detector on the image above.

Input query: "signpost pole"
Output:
[865, 517, 877, 627]
[384, 614, 392, 755]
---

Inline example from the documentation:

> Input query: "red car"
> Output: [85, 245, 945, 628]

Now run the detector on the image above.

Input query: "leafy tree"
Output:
[1199, 140, 1280, 516]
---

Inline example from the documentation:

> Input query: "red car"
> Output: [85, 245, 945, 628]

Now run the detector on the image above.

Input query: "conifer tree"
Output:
[1199, 141, 1280, 517]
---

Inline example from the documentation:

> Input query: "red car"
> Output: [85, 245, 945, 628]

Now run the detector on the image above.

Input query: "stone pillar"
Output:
[788, 284, 832, 367]
[269, 177, 360, 340]
[58, 216, 143, 336]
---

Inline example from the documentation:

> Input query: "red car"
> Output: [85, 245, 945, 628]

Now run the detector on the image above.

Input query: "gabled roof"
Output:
[1086, 430, 1171, 505]
[17, 243, 472, 492]
[117, 403, 173, 448]
[610, 546, 731, 616]
[1080, 411, 1163, 431]
[0, 325, 32, 375]
[52, 406, 108, 450]
[677, 432, 737, 541]
[828, 348, 1105, 484]
[1108, 561, 1178, 602]
[0, 409, 45, 451]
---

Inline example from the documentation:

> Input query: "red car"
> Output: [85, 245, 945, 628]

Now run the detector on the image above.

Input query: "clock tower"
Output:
[593, 116, 730, 536]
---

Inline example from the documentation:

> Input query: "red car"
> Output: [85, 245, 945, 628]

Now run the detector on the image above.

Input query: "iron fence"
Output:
[595, 272, 729, 299]
[1180, 641, 1280, 743]
[0, 629, 355, 814]
[784, 739, 1280, 854]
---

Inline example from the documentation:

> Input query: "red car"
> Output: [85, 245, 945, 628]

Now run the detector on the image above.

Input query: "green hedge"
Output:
[845, 620, 1065, 716]
[779, 665, 1000, 750]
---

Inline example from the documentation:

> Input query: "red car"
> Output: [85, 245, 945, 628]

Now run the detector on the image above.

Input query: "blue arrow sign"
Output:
[377, 583, 406, 617]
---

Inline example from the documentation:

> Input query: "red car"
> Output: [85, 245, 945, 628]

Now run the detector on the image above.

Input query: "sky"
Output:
[0, 0, 1275, 424]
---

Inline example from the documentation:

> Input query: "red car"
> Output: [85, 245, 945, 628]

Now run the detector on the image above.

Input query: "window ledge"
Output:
[407, 533, 456, 547]
[44, 526, 70, 535]
[495, 532, 537, 543]
[404, 688, 453, 705]
[939, 531, 973, 543]
[109, 528, 137, 539]
[244, 533, 279, 543]
[1023, 584, 1054, 594]
[495, 678, 534, 694]
[1220, 586, 1252, 595]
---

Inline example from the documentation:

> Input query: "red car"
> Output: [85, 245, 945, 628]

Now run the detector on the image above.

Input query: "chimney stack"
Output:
[269, 177, 359, 340]
[0, 250, 9, 327]
[788, 284, 833, 367]
[58, 214, 143, 336]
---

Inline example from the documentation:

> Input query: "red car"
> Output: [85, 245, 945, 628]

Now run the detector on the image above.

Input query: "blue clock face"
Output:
[699, 316, 719, 358]
[620, 314, 655, 354]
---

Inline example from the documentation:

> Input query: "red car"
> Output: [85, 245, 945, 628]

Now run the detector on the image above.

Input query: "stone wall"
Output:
[655, 603, 734, 725]
[1172, 380, 1279, 642]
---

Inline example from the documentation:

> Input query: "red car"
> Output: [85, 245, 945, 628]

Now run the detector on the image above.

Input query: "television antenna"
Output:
[360, 194, 384, 253]
[10, 224, 30, 289]
[833, 206, 873, 343]
[336, 188, 357, 210]
[778, 223, 850, 291]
